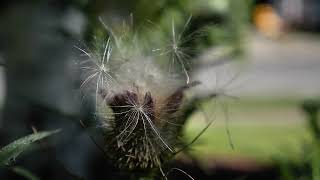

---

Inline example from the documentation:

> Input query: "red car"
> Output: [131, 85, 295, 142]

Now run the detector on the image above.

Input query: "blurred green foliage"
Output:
[275, 99, 320, 180]
[88, 0, 253, 58]
[11, 166, 40, 180]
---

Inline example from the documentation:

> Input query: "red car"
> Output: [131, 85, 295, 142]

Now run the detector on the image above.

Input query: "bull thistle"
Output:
[76, 17, 205, 179]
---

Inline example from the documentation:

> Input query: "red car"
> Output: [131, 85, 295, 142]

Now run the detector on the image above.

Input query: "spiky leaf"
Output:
[0, 129, 60, 166]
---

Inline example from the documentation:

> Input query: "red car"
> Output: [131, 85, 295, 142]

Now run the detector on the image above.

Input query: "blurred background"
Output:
[0, 0, 319, 179]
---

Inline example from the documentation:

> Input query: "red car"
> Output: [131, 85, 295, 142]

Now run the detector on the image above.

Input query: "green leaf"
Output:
[11, 166, 40, 180]
[0, 129, 60, 166]
[312, 145, 320, 180]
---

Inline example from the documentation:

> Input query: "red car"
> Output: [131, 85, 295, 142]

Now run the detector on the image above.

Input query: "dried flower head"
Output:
[77, 17, 203, 175]
[97, 58, 190, 171]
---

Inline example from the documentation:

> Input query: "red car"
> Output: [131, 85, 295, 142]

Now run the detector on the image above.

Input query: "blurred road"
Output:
[195, 32, 320, 98]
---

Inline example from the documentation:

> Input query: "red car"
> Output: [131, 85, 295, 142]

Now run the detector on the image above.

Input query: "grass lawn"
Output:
[183, 97, 312, 163]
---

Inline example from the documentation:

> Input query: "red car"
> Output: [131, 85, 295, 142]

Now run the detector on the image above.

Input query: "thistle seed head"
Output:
[77, 17, 200, 172]
[100, 82, 186, 170]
